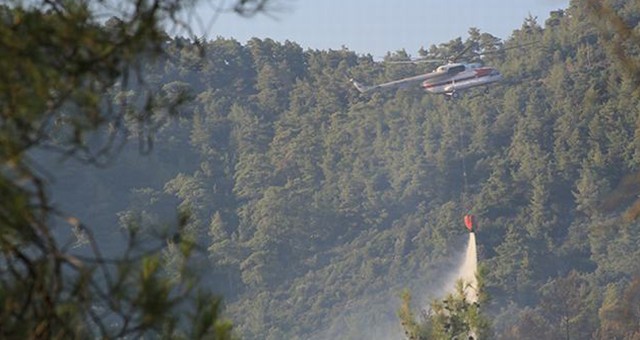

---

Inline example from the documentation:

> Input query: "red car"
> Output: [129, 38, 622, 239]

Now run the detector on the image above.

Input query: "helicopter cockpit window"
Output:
[448, 64, 466, 74]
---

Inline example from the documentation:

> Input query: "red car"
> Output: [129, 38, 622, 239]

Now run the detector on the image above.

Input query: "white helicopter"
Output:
[351, 62, 501, 98]
[350, 42, 528, 98]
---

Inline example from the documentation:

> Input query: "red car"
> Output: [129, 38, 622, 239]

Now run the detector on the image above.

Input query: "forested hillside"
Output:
[43, 0, 640, 338]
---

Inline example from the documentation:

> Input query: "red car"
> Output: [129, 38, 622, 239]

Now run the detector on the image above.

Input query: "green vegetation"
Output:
[3, 0, 640, 339]
[399, 280, 491, 340]
[0, 0, 266, 338]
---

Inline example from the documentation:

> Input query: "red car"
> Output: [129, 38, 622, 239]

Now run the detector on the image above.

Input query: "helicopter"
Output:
[350, 41, 532, 98]
[351, 61, 501, 98]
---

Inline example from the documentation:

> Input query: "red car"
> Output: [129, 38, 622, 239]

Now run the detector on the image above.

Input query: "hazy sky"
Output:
[190, 0, 570, 57]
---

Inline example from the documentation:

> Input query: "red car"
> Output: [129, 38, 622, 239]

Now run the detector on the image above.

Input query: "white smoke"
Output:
[312, 233, 478, 339]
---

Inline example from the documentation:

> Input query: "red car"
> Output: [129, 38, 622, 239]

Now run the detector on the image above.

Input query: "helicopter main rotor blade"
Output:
[446, 40, 539, 62]
[460, 40, 540, 60]
[449, 43, 475, 63]
[497, 41, 539, 53]
[386, 58, 445, 65]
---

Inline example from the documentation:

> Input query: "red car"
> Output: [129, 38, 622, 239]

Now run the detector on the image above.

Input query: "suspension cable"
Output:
[454, 105, 470, 213]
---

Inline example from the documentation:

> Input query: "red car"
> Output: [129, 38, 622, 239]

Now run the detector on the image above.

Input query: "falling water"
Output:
[457, 232, 478, 303]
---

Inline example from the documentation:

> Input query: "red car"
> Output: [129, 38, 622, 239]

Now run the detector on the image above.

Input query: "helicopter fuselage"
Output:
[421, 63, 502, 96]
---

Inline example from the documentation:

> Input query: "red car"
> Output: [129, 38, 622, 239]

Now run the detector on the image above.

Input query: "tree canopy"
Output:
[3, 0, 640, 339]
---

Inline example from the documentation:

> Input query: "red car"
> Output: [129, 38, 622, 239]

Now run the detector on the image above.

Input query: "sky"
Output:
[188, 0, 570, 57]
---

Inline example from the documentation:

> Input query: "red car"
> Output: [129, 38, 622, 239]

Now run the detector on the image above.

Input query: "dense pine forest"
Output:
[21, 0, 640, 338]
